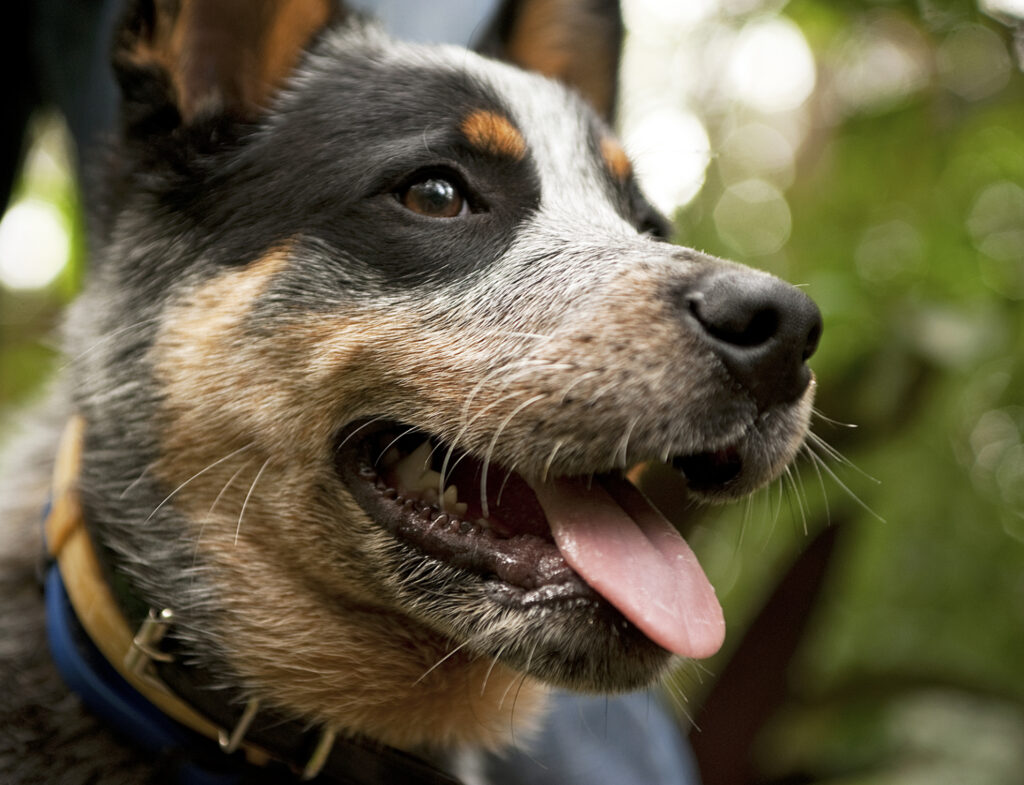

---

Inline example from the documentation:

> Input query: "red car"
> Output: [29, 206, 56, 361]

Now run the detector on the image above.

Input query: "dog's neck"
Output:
[43, 417, 462, 784]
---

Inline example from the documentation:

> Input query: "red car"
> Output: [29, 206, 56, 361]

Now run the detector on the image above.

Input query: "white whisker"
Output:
[784, 465, 808, 535]
[807, 430, 881, 484]
[496, 463, 519, 507]
[615, 417, 639, 468]
[812, 407, 858, 429]
[555, 370, 599, 405]
[61, 317, 159, 371]
[414, 639, 472, 686]
[334, 416, 388, 453]
[120, 463, 154, 499]
[191, 458, 254, 572]
[235, 458, 271, 545]
[806, 443, 885, 523]
[480, 394, 544, 518]
[144, 442, 253, 523]
[375, 425, 421, 466]
[802, 443, 832, 526]
[541, 440, 564, 482]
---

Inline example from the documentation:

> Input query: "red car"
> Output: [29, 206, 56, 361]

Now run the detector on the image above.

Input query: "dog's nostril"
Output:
[688, 296, 779, 348]
[683, 269, 823, 409]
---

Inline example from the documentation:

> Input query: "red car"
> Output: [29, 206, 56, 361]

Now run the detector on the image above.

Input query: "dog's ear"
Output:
[477, 0, 623, 122]
[113, 0, 340, 129]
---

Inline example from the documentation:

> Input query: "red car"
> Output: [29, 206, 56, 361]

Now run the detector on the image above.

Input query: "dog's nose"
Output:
[685, 269, 822, 409]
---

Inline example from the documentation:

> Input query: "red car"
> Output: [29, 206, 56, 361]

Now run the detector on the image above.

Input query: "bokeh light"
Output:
[624, 107, 711, 214]
[713, 178, 791, 256]
[827, 13, 931, 115]
[726, 17, 816, 113]
[0, 199, 71, 291]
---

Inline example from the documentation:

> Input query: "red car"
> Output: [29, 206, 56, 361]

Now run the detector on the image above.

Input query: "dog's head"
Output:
[70, 0, 820, 751]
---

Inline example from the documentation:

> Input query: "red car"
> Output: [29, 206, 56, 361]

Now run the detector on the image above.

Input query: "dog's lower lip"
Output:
[333, 420, 593, 597]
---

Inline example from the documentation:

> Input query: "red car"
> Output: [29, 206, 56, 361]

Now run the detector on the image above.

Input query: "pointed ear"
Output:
[477, 0, 623, 122]
[113, 0, 339, 126]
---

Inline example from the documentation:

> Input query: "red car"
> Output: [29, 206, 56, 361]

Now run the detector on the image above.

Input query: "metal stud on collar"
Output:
[301, 724, 338, 781]
[218, 698, 261, 754]
[124, 608, 175, 689]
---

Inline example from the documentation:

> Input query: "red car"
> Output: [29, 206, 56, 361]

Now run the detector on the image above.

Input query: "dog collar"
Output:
[43, 416, 461, 784]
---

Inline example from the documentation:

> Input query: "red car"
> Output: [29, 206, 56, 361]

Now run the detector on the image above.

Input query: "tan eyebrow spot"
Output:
[600, 136, 632, 182]
[460, 110, 527, 160]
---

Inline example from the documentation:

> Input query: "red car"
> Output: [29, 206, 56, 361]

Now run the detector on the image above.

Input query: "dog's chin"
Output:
[331, 413, 803, 691]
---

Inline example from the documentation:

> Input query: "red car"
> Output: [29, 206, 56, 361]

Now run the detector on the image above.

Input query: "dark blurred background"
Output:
[2, 1, 1022, 782]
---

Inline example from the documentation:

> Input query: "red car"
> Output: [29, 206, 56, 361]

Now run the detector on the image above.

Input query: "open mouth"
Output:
[334, 419, 730, 659]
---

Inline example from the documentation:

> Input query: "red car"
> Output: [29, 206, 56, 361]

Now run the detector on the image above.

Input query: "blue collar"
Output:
[45, 564, 245, 784]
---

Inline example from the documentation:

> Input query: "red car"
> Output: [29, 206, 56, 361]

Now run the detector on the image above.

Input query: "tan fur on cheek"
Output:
[151, 248, 372, 454]
[149, 256, 547, 750]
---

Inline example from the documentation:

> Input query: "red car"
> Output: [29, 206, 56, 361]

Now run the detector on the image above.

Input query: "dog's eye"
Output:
[400, 177, 468, 218]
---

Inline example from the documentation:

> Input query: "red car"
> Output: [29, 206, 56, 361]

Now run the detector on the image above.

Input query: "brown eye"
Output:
[400, 178, 467, 218]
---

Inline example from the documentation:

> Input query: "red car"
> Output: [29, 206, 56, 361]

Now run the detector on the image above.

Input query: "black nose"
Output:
[685, 269, 822, 409]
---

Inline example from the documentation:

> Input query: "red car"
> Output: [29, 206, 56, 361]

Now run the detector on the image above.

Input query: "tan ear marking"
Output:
[259, 0, 333, 107]
[600, 136, 632, 182]
[500, 0, 621, 120]
[119, 0, 332, 122]
[461, 110, 528, 160]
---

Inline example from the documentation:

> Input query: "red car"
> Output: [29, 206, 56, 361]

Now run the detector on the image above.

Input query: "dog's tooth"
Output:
[453, 501, 468, 517]
[441, 485, 458, 511]
[421, 487, 439, 505]
[381, 447, 401, 468]
[394, 441, 431, 489]
[414, 469, 443, 493]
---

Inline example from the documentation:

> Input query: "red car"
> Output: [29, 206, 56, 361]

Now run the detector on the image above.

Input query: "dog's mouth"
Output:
[334, 420, 729, 660]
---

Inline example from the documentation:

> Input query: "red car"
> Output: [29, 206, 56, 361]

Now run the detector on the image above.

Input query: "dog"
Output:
[0, 0, 822, 782]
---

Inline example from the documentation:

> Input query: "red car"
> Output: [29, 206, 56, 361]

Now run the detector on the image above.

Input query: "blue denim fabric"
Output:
[480, 690, 702, 785]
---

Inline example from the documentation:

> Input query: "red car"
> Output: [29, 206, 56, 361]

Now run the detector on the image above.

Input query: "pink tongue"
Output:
[529, 475, 725, 659]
